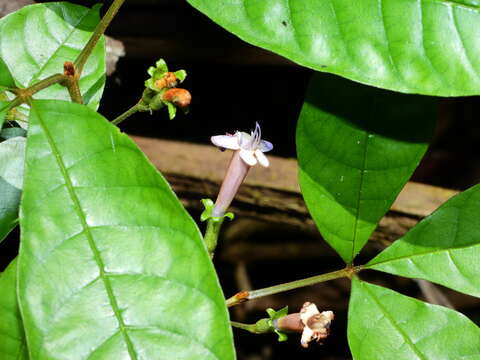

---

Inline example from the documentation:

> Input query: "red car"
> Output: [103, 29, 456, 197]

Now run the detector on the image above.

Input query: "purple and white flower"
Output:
[211, 122, 273, 167]
[210, 123, 273, 217]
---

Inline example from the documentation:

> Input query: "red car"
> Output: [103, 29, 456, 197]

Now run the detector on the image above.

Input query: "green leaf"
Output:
[187, 0, 480, 96]
[0, 100, 9, 129]
[0, 259, 28, 360]
[297, 74, 435, 263]
[366, 184, 480, 298]
[166, 101, 177, 120]
[0, 136, 25, 243]
[0, 3, 106, 109]
[348, 278, 480, 360]
[18, 100, 234, 359]
[174, 70, 187, 83]
[0, 57, 16, 90]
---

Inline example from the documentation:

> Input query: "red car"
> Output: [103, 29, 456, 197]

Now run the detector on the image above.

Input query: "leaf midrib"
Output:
[31, 104, 138, 360]
[367, 236, 480, 266]
[366, 204, 480, 268]
[350, 97, 377, 262]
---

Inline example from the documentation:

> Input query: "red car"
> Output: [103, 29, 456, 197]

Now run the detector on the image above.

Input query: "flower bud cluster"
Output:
[141, 59, 191, 120]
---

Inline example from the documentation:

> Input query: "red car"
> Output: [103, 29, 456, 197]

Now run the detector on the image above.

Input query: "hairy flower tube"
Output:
[210, 122, 273, 217]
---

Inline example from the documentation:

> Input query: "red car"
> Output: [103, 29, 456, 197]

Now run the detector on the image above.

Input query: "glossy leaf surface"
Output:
[297, 74, 434, 263]
[367, 184, 480, 297]
[188, 0, 480, 96]
[0, 3, 105, 109]
[18, 100, 234, 360]
[0, 259, 28, 360]
[348, 278, 480, 359]
[0, 136, 25, 243]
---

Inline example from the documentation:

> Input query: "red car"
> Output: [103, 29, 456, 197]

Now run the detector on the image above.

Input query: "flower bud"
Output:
[162, 88, 192, 109]
[154, 72, 178, 90]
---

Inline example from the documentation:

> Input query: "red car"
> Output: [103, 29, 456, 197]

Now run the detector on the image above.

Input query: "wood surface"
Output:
[132, 135, 458, 244]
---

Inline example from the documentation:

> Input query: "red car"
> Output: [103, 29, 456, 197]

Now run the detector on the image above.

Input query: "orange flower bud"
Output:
[162, 88, 192, 108]
[154, 72, 178, 89]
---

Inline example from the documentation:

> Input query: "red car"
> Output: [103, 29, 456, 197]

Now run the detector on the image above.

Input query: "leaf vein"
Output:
[32, 105, 138, 360]
[28, 7, 94, 85]
[417, 0, 450, 87]
[450, 6, 480, 81]
[362, 282, 427, 360]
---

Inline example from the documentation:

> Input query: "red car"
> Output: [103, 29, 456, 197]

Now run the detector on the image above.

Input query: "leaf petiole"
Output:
[111, 101, 150, 125]
[226, 266, 362, 307]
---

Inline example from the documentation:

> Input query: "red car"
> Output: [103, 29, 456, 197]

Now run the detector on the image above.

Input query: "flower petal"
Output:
[238, 132, 254, 150]
[255, 149, 269, 167]
[259, 140, 273, 152]
[239, 149, 257, 166]
[211, 135, 240, 150]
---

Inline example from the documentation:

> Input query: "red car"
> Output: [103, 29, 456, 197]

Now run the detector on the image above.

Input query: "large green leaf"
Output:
[366, 184, 480, 298]
[187, 0, 480, 96]
[0, 259, 28, 360]
[348, 278, 480, 359]
[18, 100, 235, 359]
[297, 74, 434, 263]
[0, 136, 25, 243]
[0, 3, 106, 109]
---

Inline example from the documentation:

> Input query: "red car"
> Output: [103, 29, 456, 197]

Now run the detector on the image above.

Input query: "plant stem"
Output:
[6, 73, 67, 114]
[61, 62, 83, 104]
[231, 320, 272, 334]
[204, 218, 224, 258]
[112, 102, 146, 125]
[5, 97, 24, 112]
[74, 0, 126, 75]
[23, 74, 67, 97]
[231, 321, 257, 332]
[65, 78, 83, 104]
[226, 266, 362, 307]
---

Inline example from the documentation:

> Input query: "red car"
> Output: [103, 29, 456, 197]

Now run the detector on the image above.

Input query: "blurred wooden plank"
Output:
[392, 182, 458, 217]
[132, 135, 458, 224]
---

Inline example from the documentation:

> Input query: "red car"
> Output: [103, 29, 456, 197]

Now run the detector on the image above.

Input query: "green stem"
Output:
[4, 97, 24, 112]
[231, 319, 272, 334]
[231, 321, 257, 332]
[25, 73, 67, 96]
[112, 102, 146, 125]
[226, 266, 362, 307]
[6, 73, 67, 114]
[74, 0, 126, 75]
[204, 218, 224, 258]
[65, 78, 83, 104]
